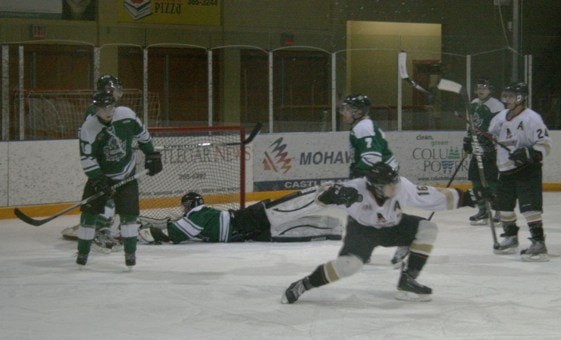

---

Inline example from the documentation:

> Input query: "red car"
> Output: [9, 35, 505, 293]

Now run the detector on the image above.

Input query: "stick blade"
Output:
[398, 52, 409, 79]
[437, 78, 463, 94]
[14, 208, 49, 226]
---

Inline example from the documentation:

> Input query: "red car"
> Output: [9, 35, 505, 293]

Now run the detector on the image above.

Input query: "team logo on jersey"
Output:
[103, 129, 127, 162]
[517, 121, 524, 130]
[263, 137, 292, 173]
[506, 128, 513, 140]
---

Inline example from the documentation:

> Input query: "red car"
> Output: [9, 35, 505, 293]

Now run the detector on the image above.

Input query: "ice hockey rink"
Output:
[1, 193, 561, 340]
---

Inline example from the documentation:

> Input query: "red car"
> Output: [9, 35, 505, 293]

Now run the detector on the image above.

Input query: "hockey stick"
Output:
[436, 79, 500, 249]
[14, 169, 149, 227]
[398, 53, 510, 153]
[264, 186, 317, 210]
[427, 152, 468, 221]
[156, 122, 263, 151]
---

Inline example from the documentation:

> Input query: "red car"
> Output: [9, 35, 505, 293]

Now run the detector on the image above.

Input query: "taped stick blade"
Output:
[437, 79, 463, 94]
[398, 52, 409, 79]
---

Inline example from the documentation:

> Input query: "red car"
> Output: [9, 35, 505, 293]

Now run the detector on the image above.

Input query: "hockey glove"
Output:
[509, 147, 541, 167]
[458, 188, 494, 208]
[318, 184, 362, 208]
[92, 177, 114, 198]
[462, 137, 472, 154]
[145, 151, 163, 176]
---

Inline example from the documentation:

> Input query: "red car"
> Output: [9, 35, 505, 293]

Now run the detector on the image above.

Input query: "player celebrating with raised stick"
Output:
[281, 163, 483, 304]
[490, 82, 552, 261]
[76, 91, 162, 270]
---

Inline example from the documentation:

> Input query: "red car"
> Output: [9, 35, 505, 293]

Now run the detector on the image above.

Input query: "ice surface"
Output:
[2, 193, 561, 339]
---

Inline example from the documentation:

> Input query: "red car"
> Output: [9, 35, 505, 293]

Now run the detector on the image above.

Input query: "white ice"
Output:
[2, 193, 561, 340]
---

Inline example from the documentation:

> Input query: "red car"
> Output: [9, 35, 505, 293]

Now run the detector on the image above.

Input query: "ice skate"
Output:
[520, 238, 549, 262]
[125, 253, 136, 271]
[391, 246, 410, 269]
[281, 278, 311, 304]
[76, 252, 88, 269]
[493, 235, 518, 255]
[469, 208, 489, 225]
[395, 270, 432, 302]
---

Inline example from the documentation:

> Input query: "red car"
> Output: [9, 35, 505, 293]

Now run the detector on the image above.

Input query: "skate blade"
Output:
[124, 266, 134, 272]
[470, 220, 488, 226]
[395, 290, 431, 302]
[521, 253, 550, 262]
[493, 247, 518, 255]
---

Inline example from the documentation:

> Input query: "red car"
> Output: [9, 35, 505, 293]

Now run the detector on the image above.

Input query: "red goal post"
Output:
[137, 126, 247, 221]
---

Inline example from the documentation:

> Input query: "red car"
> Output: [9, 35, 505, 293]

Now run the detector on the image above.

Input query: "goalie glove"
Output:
[317, 184, 362, 208]
[509, 147, 541, 167]
[145, 151, 163, 176]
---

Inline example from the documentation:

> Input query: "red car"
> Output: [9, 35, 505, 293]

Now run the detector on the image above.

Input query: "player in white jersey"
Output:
[281, 163, 480, 303]
[489, 82, 552, 261]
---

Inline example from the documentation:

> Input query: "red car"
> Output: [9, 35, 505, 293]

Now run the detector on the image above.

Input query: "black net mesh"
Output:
[136, 126, 245, 221]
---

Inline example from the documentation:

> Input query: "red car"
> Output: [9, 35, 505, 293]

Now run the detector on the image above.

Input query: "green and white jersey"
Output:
[349, 117, 397, 177]
[78, 106, 154, 181]
[167, 205, 233, 243]
[467, 96, 504, 149]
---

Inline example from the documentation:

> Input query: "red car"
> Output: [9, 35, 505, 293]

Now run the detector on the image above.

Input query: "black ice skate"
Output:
[469, 208, 489, 225]
[395, 270, 432, 302]
[125, 252, 136, 271]
[76, 252, 88, 268]
[493, 235, 519, 255]
[391, 246, 410, 269]
[281, 278, 311, 304]
[92, 228, 122, 254]
[520, 238, 549, 262]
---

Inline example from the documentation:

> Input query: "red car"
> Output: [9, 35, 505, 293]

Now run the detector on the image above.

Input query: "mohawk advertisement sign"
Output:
[119, 0, 220, 26]
[252, 131, 468, 192]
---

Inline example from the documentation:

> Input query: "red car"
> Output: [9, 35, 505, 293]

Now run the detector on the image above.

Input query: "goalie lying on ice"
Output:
[137, 190, 344, 244]
[62, 189, 344, 246]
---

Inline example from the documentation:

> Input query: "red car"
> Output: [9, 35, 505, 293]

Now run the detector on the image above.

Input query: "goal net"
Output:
[136, 126, 247, 222]
[14, 89, 161, 139]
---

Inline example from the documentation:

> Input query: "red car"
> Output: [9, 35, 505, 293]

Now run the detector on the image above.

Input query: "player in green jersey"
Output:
[76, 91, 162, 270]
[463, 78, 504, 225]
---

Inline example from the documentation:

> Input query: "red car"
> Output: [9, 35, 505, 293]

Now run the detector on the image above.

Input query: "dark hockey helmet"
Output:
[92, 91, 116, 121]
[502, 82, 528, 103]
[96, 74, 123, 92]
[181, 192, 204, 212]
[476, 77, 494, 91]
[365, 163, 400, 198]
[341, 94, 371, 119]
[92, 91, 116, 107]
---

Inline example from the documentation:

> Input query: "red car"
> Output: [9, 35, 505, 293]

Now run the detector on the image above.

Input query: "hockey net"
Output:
[14, 89, 161, 139]
[136, 126, 247, 222]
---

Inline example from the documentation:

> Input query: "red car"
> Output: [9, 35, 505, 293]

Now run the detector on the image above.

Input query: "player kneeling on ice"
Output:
[138, 190, 344, 244]
[281, 162, 483, 304]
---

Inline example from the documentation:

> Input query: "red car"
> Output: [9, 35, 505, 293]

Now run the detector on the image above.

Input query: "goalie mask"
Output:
[92, 92, 116, 122]
[181, 192, 204, 212]
[502, 82, 528, 108]
[365, 163, 400, 199]
[96, 74, 124, 101]
[340, 94, 371, 122]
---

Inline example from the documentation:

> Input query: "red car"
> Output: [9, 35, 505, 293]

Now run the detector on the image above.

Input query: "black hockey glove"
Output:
[145, 151, 163, 176]
[458, 188, 494, 208]
[462, 137, 472, 154]
[509, 147, 541, 167]
[318, 184, 362, 208]
[91, 177, 114, 198]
